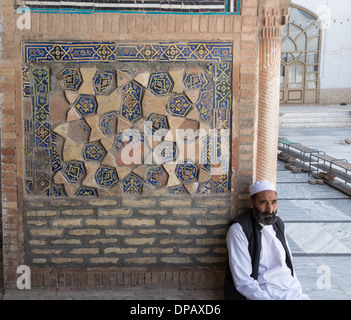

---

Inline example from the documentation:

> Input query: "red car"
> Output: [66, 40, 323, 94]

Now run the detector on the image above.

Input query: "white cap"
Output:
[249, 180, 276, 196]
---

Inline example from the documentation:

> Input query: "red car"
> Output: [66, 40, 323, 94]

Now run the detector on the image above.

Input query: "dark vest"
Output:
[224, 210, 294, 300]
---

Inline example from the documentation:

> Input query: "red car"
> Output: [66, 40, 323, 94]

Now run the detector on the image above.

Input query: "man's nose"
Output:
[266, 203, 273, 213]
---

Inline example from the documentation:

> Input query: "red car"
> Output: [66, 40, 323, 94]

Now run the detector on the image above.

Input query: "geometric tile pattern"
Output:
[95, 166, 118, 188]
[148, 72, 173, 96]
[145, 166, 168, 189]
[120, 81, 143, 124]
[183, 68, 209, 90]
[62, 161, 86, 184]
[166, 94, 192, 117]
[93, 70, 116, 95]
[23, 42, 233, 64]
[23, 40, 233, 197]
[73, 95, 97, 117]
[18, 1, 241, 14]
[58, 67, 83, 91]
[175, 160, 199, 183]
[83, 142, 106, 161]
[145, 114, 169, 138]
[122, 172, 143, 195]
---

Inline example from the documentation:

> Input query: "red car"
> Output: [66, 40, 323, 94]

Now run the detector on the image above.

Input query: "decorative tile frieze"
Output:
[17, 1, 241, 14]
[23, 42, 232, 64]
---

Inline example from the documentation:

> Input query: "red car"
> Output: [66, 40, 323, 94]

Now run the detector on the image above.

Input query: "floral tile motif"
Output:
[112, 129, 145, 166]
[51, 132, 63, 173]
[34, 172, 51, 194]
[23, 40, 233, 197]
[169, 186, 187, 194]
[92, 70, 116, 95]
[145, 166, 168, 189]
[122, 172, 143, 195]
[120, 81, 143, 124]
[83, 141, 106, 161]
[67, 119, 91, 144]
[153, 141, 177, 164]
[145, 114, 169, 138]
[166, 94, 192, 117]
[75, 187, 98, 197]
[175, 160, 199, 184]
[58, 67, 83, 91]
[35, 122, 51, 148]
[99, 111, 118, 136]
[32, 67, 50, 122]
[95, 166, 118, 189]
[22, 65, 31, 97]
[62, 161, 86, 184]
[196, 89, 213, 124]
[183, 68, 209, 90]
[73, 95, 97, 117]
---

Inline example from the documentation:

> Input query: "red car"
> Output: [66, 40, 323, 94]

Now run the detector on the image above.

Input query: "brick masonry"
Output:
[320, 88, 351, 105]
[23, 197, 231, 268]
[0, 0, 290, 290]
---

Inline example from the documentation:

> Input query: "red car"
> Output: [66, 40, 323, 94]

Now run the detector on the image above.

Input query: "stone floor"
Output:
[278, 126, 351, 300]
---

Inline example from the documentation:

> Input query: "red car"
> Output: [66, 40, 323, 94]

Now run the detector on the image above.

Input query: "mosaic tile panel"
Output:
[22, 41, 233, 197]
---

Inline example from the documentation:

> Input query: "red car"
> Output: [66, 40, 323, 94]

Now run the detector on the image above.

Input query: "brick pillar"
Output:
[256, 1, 290, 183]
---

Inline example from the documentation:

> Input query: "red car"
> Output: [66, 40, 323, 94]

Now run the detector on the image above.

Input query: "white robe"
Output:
[227, 223, 310, 300]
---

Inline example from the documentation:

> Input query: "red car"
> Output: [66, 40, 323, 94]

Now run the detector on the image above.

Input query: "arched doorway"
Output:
[280, 5, 321, 104]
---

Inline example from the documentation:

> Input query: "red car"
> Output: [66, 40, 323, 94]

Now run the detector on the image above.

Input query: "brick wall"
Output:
[0, 0, 263, 290]
[320, 88, 351, 105]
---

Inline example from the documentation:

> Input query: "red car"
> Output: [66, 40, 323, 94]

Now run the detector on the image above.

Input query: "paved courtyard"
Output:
[278, 126, 351, 300]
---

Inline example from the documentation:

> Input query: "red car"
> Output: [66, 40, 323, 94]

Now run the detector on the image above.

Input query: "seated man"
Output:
[224, 180, 309, 300]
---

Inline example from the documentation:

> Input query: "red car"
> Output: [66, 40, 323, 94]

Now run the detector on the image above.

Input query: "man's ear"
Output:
[249, 197, 254, 209]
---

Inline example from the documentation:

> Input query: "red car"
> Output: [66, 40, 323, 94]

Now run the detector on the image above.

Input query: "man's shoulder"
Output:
[233, 210, 252, 223]
[230, 210, 254, 239]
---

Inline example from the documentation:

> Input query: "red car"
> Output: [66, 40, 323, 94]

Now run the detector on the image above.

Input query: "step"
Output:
[279, 106, 351, 128]
[279, 112, 351, 119]
[280, 122, 351, 128]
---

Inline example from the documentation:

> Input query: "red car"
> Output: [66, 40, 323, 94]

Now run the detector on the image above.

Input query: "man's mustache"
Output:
[261, 211, 276, 217]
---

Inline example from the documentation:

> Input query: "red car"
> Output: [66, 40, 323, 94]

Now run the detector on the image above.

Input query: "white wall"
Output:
[292, 0, 351, 89]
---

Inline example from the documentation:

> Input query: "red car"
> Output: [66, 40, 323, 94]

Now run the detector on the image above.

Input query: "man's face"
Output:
[250, 190, 278, 225]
